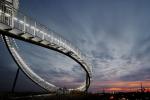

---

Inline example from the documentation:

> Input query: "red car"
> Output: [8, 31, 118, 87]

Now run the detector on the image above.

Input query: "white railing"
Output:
[0, 1, 92, 76]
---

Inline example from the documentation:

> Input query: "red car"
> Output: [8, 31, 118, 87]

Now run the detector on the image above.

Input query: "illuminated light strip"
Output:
[25, 23, 29, 27]
[12, 38, 19, 49]
[0, 10, 10, 17]
[13, 17, 18, 21]
[35, 28, 39, 32]
[5, 37, 58, 91]
[5, 13, 11, 17]
[30, 26, 35, 29]
[0, 2, 92, 91]
[19, 20, 24, 24]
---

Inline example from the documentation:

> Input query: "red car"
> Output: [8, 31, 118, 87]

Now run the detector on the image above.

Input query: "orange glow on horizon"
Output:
[103, 87, 150, 92]
[94, 80, 150, 92]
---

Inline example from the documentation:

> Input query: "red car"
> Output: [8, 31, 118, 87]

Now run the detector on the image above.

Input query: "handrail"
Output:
[0, 1, 92, 74]
[0, 1, 92, 91]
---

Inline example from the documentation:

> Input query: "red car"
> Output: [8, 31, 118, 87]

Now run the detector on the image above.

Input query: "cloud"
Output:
[19, 0, 150, 91]
[15, 39, 85, 88]
[1, 0, 150, 92]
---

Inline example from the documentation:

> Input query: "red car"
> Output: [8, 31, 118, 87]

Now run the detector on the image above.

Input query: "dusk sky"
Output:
[1, 0, 150, 93]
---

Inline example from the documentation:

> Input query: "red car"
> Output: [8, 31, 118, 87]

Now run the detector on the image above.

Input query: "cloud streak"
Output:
[1, 0, 150, 92]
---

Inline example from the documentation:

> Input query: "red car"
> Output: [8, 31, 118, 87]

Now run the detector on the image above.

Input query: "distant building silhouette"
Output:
[140, 82, 145, 92]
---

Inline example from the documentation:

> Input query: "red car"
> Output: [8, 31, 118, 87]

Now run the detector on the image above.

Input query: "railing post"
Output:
[34, 21, 36, 36]
[11, 8, 14, 29]
[23, 16, 26, 33]
[51, 32, 53, 43]
[85, 73, 88, 92]
[42, 33, 44, 40]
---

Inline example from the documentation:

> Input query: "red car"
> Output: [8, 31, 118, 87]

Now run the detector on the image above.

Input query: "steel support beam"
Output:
[12, 68, 20, 93]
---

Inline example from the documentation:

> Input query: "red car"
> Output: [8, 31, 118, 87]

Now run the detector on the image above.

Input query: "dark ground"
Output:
[0, 92, 150, 100]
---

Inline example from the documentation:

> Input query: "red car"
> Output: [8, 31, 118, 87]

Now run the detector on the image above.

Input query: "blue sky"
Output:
[1, 0, 150, 92]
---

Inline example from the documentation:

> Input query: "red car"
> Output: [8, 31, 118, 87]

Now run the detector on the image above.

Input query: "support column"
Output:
[12, 67, 20, 93]
[85, 73, 88, 92]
